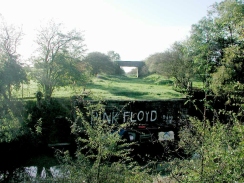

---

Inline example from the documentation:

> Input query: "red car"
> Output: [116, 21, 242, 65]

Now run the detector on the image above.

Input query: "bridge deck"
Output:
[115, 61, 144, 67]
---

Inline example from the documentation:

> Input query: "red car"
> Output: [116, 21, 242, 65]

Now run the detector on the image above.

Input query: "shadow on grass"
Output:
[86, 82, 179, 100]
[96, 75, 153, 84]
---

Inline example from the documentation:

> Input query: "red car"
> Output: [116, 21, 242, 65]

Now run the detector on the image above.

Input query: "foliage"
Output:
[84, 51, 124, 75]
[55, 102, 153, 183]
[144, 41, 194, 90]
[107, 51, 125, 75]
[162, 42, 194, 89]
[126, 67, 138, 77]
[189, 0, 244, 95]
[189, 16, 219, 87]
[170, 112, 244, 182]
[142, 0, 244, 95]
[25, 97, 72, 144]
[145, 52, 165, 74]
[107, 50, 121, 61]
[32, 21, 88, 101]
[0, 16, 27, 100]
[0, 101, 26, 142]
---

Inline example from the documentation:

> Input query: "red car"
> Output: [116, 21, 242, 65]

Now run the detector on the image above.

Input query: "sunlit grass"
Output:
[85, 74, 185, 100]
[12, 74, 189, 100]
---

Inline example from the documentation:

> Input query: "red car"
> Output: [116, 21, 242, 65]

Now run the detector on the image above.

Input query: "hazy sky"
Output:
[0, 0, 223, 63]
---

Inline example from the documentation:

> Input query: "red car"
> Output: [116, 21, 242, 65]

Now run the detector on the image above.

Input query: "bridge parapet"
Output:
[115, 61, 145, 67]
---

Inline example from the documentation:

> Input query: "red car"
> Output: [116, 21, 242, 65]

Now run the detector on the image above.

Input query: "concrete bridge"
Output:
[114, 61, 145, 77]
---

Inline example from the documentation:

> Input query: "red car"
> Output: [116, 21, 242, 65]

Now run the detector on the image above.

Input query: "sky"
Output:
[0, 0, 223, 71]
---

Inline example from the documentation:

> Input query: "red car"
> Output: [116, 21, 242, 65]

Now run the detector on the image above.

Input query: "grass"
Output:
[12, 74, 190, 100]
[85, 74, 183, 100]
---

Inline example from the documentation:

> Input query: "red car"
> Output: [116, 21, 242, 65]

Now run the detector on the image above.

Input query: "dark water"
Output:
[0, 153, 62, 182]
[0, 136, 175, 182]
[0, 138, 71, 182]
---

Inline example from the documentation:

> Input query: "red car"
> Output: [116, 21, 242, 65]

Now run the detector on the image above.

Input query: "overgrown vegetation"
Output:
[145, 0, 244, 95]
[53, 103, 153, 183]
[166, 100, 244, 182]
[1, 0, 244, 182]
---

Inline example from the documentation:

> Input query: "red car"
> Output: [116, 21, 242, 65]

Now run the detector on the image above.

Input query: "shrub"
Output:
[56, 102, 153, 183]
[170, 115, 244, 182]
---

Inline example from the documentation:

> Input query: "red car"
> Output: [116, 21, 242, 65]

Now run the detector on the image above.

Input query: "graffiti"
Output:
[91, 111, 119, 124]
[91, 110, 158, 124]
[75, 100, 190, 143]
[123, 110, 157, 123]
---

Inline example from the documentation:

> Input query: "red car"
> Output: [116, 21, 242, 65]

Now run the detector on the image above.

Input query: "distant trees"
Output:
[32, 21, 88, 101]
[83, 51, 124, 76]
[144, 0, 244, 93]
[107, 50, 124, 75]
[145, 42, 194, 89]
[107, 50, 121, 61]
[145, 52, 165, 74]
[0, 17, 27, 100]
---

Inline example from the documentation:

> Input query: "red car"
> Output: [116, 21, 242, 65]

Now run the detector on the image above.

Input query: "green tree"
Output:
[145, 41, 194, 90]
[188, 0, 244, 95]
[83, 52, 117, 75]
[33, 21, 87, 101]
[208, 0, 244, 95]
[159, 42, 194, 89]
[127, 67, 138, 77]
[107, 50, 121, 61]
[107, 51, 125, 75]
[145, 52, 165, 74]
[0, 17, 27, 100]
[189, 16, 221, 90]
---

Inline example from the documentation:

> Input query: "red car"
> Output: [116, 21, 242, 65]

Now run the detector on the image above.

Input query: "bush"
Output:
[55, 102, 153, 183]
[170, 115, 244, 182]
[0, 101, 26, 142]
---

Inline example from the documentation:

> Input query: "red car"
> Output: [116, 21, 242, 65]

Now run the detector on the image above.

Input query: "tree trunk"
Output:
[44, 85, 52, 102]
[7, 83, 11, 100]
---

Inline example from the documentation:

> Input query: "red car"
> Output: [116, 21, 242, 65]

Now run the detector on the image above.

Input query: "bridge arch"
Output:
[114, 61, 145, 77]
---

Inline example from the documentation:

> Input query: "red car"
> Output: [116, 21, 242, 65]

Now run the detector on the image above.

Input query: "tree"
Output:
[107, 51, 125, 75]
[0, 17, 27, 100]
[165, 42, 194, 89]
[189, 17, 219, 88]
[146, 42, 193, 89]
[188, 0, 244, 95]
[107, 50, 121, 61]
[33, 21, 87, 101]
[127, 67, 138, 77]
[145, 52, 165, 74]
[83, 52, 117, 75]
[208, 0, 244, 95]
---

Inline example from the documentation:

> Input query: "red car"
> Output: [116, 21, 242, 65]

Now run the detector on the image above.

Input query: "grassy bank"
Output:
[12, 74, 186, 100]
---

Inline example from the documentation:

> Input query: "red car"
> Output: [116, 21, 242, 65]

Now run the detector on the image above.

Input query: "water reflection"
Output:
[25, 166, 62, 178]
[0, 166, 65, 182]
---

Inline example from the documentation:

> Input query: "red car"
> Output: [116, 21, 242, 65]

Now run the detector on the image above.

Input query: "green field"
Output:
[12, 74, 188, 100]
